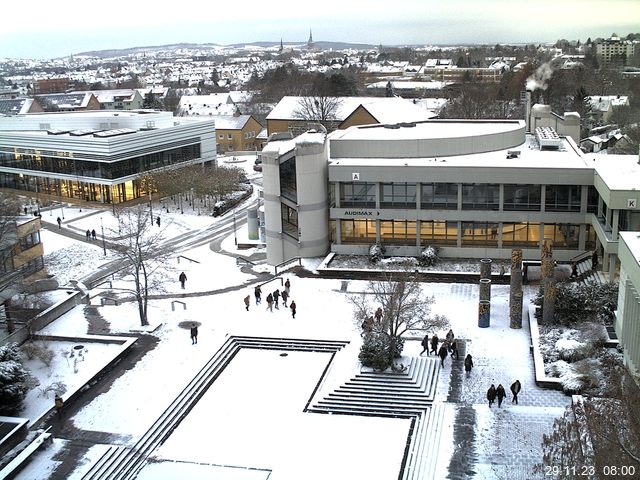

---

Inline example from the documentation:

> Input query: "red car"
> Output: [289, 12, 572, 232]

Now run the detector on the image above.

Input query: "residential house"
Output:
[214, 113, 263, 152]
[35, 93, 101, 112]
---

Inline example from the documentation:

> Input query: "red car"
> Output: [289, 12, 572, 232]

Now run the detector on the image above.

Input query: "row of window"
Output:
[335, 219, 596, 249]
[217, 131, 256, 140]
[336, 182, 597, 213]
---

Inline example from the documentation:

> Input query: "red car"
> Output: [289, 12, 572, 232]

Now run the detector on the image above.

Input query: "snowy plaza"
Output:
[3, 178, 572, 480]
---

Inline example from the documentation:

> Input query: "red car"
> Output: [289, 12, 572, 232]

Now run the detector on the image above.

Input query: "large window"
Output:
[19, 231, 41, 251]
[340, 219, 376, 243]
[461, 222, 499, 246]
[461, 184, 499, 210]
[503, 184, 541, 211]
[545, 185, 581, 212]
[340, 182, 376, 208]
[279, 156, 297, 203]
[281, 204, 298, 239]
[543, 223, 579, 248]
[587, 186, 599, 214]
[421, 183, 458, 209]
[379, 220, 417, 245]
[501, 222, 540, 247]
[420, 221, 457, 245]
[381, 183, 416, 208]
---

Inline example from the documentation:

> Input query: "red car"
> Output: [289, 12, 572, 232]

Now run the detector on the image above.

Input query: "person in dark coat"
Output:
[591, 250, 598, 270]
[374, 307, 383, 322]
[496, 384, 506, 407]
[450, 339, 459, 359]
[420, 335, 430, 355]
[244, 295, 250, 311]
[281, 289, 289, 307]
[284, 278, 291, 293]
[179, 272, 187, 289]
[438, 343, 448, 367]
[86, 229, 91, 240]
[190, 324, 198, 344]
[430, 334, 439, 355]
[445, 329, 455, 351]
[510, 380, 522, 404]
[254, 285, 262, 304]
[487, 384, 496, 407]
[290, 300, 296, 318]
[273, 289, 280, 309]
[266, 293, 273, 312]
[464, 354, 473, 375]
[156, 216, 161, 227]
[57, 217, 62, 228]
[570, 262, 578, 278]
[91, 229, 97, 240]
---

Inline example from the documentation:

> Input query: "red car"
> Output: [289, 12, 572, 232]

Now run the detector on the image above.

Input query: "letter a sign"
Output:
[352, 172, 360, 181]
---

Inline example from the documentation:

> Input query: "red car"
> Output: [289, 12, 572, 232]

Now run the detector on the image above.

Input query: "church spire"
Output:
[307, 30, 315, 50]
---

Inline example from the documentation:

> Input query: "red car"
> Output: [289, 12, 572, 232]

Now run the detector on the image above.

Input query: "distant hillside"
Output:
[75, 40, 378, 57]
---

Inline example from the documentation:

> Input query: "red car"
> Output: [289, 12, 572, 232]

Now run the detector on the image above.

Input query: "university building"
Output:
[261, 112, 640, 282]
[0, 110, 216, 204]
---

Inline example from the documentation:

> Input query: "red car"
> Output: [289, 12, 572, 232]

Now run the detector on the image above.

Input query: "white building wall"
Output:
[616, 232, 640, 376]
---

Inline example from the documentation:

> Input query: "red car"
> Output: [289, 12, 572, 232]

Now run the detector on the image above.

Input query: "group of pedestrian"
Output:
[421, 329, 459, 367]
[487, 380, 521, 407]
[250, 278, 295, 318]
[85, 229, 98, 240]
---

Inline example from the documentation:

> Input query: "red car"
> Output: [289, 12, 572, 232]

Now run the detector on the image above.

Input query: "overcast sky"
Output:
[2, 0, 639, 59]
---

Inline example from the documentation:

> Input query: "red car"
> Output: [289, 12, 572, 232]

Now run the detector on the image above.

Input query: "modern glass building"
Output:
[261, 118, 640, 280]
[0, 110, 216, 204]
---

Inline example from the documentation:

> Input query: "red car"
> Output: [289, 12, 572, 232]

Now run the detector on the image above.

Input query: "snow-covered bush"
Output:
[368, 243, 386, 264]
[547, 357, 609, 394]
[539, 323, 607, 364]
[359, 332, 404, 371]
[418, 245, 440, 267]
[21, 341, 54, 367]
[0, 343, 29, 415]
[533, 282, 618, 325]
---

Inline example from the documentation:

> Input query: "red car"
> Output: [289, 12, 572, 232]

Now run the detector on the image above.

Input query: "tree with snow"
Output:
[0, 343, 29, 415]
[350, 271, 449, 371]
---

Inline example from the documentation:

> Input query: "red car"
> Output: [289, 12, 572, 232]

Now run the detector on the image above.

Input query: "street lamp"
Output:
[149, 190, 154, 226]
[100, 217, 106, 256]
[233, 208, 237, 245]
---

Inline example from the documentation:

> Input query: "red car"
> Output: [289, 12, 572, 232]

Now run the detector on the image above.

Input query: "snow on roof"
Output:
[75, 89, 138, 103]
[591, 153, 640, 191]
[213, 114, 251, 130]
[587, 95, 630, 112]
[266, 96, 435, 123]
[366, 81, 451, 90]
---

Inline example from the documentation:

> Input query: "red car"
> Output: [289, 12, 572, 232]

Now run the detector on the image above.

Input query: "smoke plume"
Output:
[526, 63, 554, 91]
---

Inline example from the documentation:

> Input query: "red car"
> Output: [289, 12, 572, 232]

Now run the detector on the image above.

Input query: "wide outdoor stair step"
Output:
[319, 396, 431, 408]
[311, 404, 424, 417]
[328, 391, 430, 402]
[83, 336, 348, 480]
[403, 403, 446, 480]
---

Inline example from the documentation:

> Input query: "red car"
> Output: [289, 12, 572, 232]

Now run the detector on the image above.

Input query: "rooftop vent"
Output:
[506, 150, 521, 159]
[535, 127, 562, 149]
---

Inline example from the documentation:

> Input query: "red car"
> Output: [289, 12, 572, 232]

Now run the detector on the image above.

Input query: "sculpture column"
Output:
[541, 238, 556, 324]
[509, 249, 523, 329]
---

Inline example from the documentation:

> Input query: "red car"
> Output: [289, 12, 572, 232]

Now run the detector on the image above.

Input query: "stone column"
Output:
[509, 248, 523, 329]
[480, 258, 492, 280]
[480, 278, 491, 302]
[478, 300, 490, 328]
[541, 238, 556, 324]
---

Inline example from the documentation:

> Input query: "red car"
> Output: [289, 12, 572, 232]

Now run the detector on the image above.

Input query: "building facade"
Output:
[1, 216, 44, 286]
[616, 232, 640, 376]
[214, 114, 263, 153]
[262, 118, 640, 282]
[595, 36, 637, 66]
[0, 111, 216, 204]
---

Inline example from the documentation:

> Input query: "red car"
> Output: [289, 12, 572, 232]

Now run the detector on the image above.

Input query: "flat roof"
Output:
[591, 153, 640, 191]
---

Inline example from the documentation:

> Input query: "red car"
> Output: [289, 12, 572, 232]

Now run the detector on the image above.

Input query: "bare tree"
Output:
[293, 95, 343, 132]
[350, 271, 449, 369]
[111, 205, 168, 326]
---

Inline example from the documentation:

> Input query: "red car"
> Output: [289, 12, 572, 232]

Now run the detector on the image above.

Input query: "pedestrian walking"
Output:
[86, 229, 91, 240]
[266, 293, 274, 312]
[430, 334, 439, 355]
[179, 272, 187, 289]
[374, 307, 383, 323]
[591, 250, 599, 270]
[57, 217, 62, 228]
[273, 289, 280, 309]
[156, 216, 161, 227]
[254, 285, 262, 304]
[487, 384, 496, 407]
[244, 295, 250, 311]
[438, 343, 448, 367]
[570, 262, 578, 278]
[54, 394, 64, 419]
[420, 334, 430, 355]
[284, 278, 291, 294]
[190, 324, 198, 344]
[281, 289, 289, 307]
[445, 329, 455, 351]
[290, 300, 296, 318]
[450, 339, 459, 359]
[91, 229, 97, 240]
[464, 354, 473, 375]
[496, 384, 506, 407]
[510, 380, 522, 404]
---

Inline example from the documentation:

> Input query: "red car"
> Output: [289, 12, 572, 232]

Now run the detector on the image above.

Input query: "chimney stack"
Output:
[521, 90, 532, 133]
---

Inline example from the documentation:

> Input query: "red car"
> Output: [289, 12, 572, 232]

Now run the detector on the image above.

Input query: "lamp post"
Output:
[149, 190, 154, 226]
[100, 217, 106, 256]
[233, 208, 237, 245]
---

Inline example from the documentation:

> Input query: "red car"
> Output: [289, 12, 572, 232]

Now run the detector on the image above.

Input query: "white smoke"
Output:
[526, 63, 554, 91]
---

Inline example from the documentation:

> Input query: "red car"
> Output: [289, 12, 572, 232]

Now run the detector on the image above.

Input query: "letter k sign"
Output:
[352, 173, 360, 181]
[629, 199, 637, 208]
